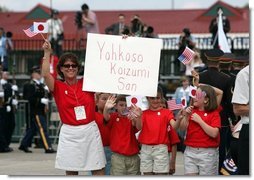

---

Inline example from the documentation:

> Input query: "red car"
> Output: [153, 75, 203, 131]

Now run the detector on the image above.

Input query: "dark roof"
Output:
[0, 1, 249, 41]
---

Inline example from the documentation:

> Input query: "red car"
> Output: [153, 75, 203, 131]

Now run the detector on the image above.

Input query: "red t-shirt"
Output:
[53, 78, 95, 125]
[138, 108, 175, 145]
[167, 124, 180, 152]
[95, 112, 111, 146]
[184, 108, 221, 148]
[107, 113, 140, 156]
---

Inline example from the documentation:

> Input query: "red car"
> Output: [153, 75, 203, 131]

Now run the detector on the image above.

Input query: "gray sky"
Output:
[1, 0, 249, 12]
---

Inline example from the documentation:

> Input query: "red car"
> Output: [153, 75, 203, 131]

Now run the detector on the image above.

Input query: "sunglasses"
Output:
[62, 64, 78, 69]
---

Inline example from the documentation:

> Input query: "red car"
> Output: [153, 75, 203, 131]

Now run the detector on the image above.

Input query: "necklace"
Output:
[65, 80, 80, 105]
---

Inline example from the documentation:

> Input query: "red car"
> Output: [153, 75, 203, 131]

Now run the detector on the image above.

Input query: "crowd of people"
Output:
[0, 2, 249, 176]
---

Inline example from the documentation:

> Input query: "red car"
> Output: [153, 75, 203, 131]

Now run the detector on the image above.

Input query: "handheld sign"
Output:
[83, 33, 162, 96]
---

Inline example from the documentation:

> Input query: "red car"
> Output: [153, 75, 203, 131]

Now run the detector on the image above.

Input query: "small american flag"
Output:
[167, 99, 183, 111]
[178, 46, 195, 65]
[23, 25, 37, 37]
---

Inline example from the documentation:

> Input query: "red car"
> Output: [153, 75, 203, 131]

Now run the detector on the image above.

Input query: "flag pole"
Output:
[40, 33, 46, 41]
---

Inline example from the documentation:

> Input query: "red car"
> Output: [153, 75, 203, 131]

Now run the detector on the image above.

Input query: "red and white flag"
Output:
[23, 22, 48, 38]
[23, 25, 37, 37]
[189, 85, 197, 98]
[178, 46, 195, 65]
[181, 96, 187, 108]
[218, 10, 231, 53]
[33, 22, 48, 33]
[126, 95, 148, 111]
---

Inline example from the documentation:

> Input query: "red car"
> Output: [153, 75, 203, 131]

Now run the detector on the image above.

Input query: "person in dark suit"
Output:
[209, 7, 230, 49]
[105, 14, 129, 35]
[0, 71, 19, 153]
[199, 49, 233, 174]
[19, 66, 56, 153]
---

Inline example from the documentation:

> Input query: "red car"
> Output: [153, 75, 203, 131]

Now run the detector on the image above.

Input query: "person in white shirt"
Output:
[231, 65, 249, 175]
[46, 10, 64, 57]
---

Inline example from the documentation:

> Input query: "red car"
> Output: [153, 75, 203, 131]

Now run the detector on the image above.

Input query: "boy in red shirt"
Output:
[137, 87, 182, 175]
[103, 95, 140, 175]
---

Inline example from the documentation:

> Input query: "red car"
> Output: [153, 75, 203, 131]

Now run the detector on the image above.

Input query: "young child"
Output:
[167, 124, 180, 175]
[179, 71, 223, 175]
[103, 95, 140, 175]
[95, 92, 112, 175]
[137, 87, 182, 175]
[160, 96, 180, 175]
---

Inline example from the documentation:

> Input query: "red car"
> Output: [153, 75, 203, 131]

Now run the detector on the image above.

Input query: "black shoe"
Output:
[45, 148, 56, 154]
[19, 145, 32, 153]
[0, 147, 13, 153]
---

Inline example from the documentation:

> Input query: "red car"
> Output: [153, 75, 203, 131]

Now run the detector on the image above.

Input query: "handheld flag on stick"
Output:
[189, 85, 197, 98]
[181, 96, 187, 108]
[178, 46, 195, 65]
[167, 99, 183, 111]
[126, 95, 148, 111]
[33, 22, 48, 33]
[23, 25, 37, 37]
[23, 22, 48, 38]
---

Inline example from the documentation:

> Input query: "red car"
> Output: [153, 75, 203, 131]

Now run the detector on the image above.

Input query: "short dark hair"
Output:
[81, 3, 89, 11]
[116, 95, 126, 104]
[56, 53, 81, 80]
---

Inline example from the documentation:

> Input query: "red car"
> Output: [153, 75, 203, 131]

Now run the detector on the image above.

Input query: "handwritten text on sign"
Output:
[83, 33, 162, 96]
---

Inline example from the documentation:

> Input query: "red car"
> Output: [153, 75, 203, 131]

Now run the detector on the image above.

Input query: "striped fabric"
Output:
[23, 25, 37, 37]
[178, 46, 195, 65]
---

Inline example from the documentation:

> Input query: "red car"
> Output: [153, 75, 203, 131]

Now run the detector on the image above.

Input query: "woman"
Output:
[41, 40, 106, 175]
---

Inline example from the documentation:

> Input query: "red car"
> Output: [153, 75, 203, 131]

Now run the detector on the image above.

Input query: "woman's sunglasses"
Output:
[62, 64, 78, 69]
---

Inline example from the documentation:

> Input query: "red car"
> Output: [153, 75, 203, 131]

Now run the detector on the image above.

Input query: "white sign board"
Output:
[83, 33, 162, 96]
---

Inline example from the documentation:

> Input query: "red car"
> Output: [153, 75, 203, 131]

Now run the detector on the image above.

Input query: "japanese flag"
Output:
[189, 85, 197, 98]
[33, 22, 48, 33]
[126, 95, 148, 111]
[181, 96, 187, 108]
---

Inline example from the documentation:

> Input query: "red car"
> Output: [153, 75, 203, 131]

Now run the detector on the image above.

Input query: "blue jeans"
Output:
[104, 146, 112, 175]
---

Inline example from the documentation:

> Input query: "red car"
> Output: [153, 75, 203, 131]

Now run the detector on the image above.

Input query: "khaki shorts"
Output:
[110, 152, 140, 175]
[184, 146, 219, 175]
[140, 144, 169, 173]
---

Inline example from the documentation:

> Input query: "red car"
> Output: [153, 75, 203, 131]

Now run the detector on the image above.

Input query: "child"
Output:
[137, 87, 182, 175]
[95, 92, 112, 175]
[167, 124, 180, 175]
[179, 71, 223, 175]
[161, 96, 180, 175]
[103, 95, 140, 175]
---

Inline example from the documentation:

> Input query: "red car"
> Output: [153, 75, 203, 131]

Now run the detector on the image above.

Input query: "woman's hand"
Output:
[42, 40, 52, 54]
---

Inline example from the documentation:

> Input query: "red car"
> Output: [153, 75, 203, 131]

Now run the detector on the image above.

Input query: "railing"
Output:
[162, 36, 250, 50]
[13, 100, 61, 144]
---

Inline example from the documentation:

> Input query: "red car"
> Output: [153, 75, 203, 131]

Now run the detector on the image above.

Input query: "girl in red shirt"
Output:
[179, 71, 223, 175]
